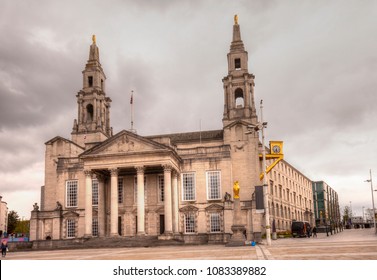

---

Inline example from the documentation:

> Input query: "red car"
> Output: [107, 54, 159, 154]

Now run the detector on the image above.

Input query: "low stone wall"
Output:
[32, 238, 87, 250]
[7, 242, 33, 251]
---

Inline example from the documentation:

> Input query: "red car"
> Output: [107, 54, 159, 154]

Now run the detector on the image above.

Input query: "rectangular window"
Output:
[210, 213, 221, 233]
[118, 178, 123, 204]
[134, 176, 147, 204]
[206, 171, 221, 200]
[182, 173, 196, 201]
[184, 213, 195, 233]
[92, 217, 98, 237]
[67, 219, 75, 238]
[158, 175, 164, 202]
[92, 179, 98, 206]
[270, 181, 274, 195]
[88, 76, 93, 87]
[255, 185, 264, 210]
[66, 180, 78, 207]
[235, 58, 241, 69]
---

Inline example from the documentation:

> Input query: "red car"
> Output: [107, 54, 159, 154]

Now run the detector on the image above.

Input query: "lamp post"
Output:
[365, 169, 377, 234]
[246, 100, 270, 245]
[260, 100, 271, 246]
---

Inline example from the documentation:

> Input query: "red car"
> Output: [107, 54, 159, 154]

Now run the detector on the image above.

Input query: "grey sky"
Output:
[1, 0, 377, 219]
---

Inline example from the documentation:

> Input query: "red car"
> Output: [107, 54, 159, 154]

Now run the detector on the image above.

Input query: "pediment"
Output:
[205, 204, 224, 212]
[45, 136, 85, 152]
[223, 120, 253, 130]
[81, 130, 172, 157]
[62, 210, 80, 218]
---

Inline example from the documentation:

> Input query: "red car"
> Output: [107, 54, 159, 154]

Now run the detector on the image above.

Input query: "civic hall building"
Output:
[30, 18, 317, 244]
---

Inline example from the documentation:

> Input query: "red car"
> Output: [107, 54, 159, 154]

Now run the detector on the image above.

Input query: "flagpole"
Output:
[130, 90, 135, 133]
[199, 119, 202, 144]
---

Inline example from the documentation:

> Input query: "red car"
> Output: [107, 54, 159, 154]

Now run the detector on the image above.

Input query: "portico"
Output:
[80, 130, 182, 238]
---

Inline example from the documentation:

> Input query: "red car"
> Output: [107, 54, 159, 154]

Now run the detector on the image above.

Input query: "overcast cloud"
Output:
[1, 0, 377, 219]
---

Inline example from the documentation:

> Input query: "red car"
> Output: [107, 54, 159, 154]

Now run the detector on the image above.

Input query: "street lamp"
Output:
[246, 100, 271, 246]
[365, 169, 377, 234]
[349, 201, 352, 217]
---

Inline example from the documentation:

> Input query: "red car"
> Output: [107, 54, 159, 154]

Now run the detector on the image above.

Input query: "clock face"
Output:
[272, 145, 280, 154]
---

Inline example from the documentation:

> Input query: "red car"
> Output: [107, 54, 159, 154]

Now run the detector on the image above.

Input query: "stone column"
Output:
[78, 99, 83, 125]
[172, 172, 179, 233]
[93, 95, 97, 125]
[136, 166, 145, 235]
[110, 168, 119, 236]
[226, 181, 246, 247]
[84, 169, 93, 237]
[97, 174, 106, 237]
[163, 165, 173, 234]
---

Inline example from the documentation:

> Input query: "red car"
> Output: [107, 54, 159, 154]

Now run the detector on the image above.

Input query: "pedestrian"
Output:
[307, 226, 311, 238]
[1, 240, 8, 257]
[312, 226, 317, 238]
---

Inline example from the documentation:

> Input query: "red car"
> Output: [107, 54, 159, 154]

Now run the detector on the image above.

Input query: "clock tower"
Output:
[222, 16, 261, 201]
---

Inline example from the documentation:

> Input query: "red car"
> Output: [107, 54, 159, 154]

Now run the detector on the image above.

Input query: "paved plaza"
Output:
[2, 228, 377, 260]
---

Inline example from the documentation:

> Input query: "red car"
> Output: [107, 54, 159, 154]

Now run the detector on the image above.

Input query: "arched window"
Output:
[234, 88, 244, 108]
[86, 104, 94, 122]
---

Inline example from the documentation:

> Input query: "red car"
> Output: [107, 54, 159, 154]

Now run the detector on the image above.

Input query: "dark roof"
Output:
[146, 129, 224, 144]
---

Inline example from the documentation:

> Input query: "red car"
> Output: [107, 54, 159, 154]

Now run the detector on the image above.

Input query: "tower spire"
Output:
[222, 16, 257, 127]
[71, 36, 112, 147]
[88, 34, 100, 66]
[231, 15, 245, 52]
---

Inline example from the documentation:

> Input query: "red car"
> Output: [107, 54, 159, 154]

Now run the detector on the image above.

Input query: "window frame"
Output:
[92, 179, 98, 206]
[235, 58, 241, 70]
[206, 171, 221, 200]
[182, 173, 196, 201]
[92, 217, 98, 237]
[118, 177, 124, 204]
[158, 174, 164, 203]
[210, 212, 221, 233]
[66, 180, 78, 208]
[184, 212, 196, 233]
[67, 219, 75, 238]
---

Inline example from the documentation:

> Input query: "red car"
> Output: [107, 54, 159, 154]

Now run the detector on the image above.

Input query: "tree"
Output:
[7, 210, 19, 234]
[342, 206, 352, 226]
[15, 220, 30, 235]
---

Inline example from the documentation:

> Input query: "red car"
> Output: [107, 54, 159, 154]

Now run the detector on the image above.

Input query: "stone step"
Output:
[81, 236, 185, 248]
[30, 236, 185, 251]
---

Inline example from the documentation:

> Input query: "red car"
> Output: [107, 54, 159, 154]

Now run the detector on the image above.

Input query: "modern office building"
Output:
[312, 181, 341, 228]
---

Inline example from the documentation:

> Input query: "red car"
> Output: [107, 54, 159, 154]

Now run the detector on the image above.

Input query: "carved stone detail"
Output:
[109, 168, 118, 176]
[84, 169, 92, 177]
[135, 166, 145, 174]
[163, 164, 172, 172]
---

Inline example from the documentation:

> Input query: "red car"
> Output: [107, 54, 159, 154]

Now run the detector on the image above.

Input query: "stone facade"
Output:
[265, 160, 315, 232]
[29, 19, 328, 244]
[0, 196, 8, 236]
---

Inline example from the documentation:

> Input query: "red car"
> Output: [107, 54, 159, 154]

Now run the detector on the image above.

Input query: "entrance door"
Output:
[160, 215, 165, 234]
[118, 216, 122, 236]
